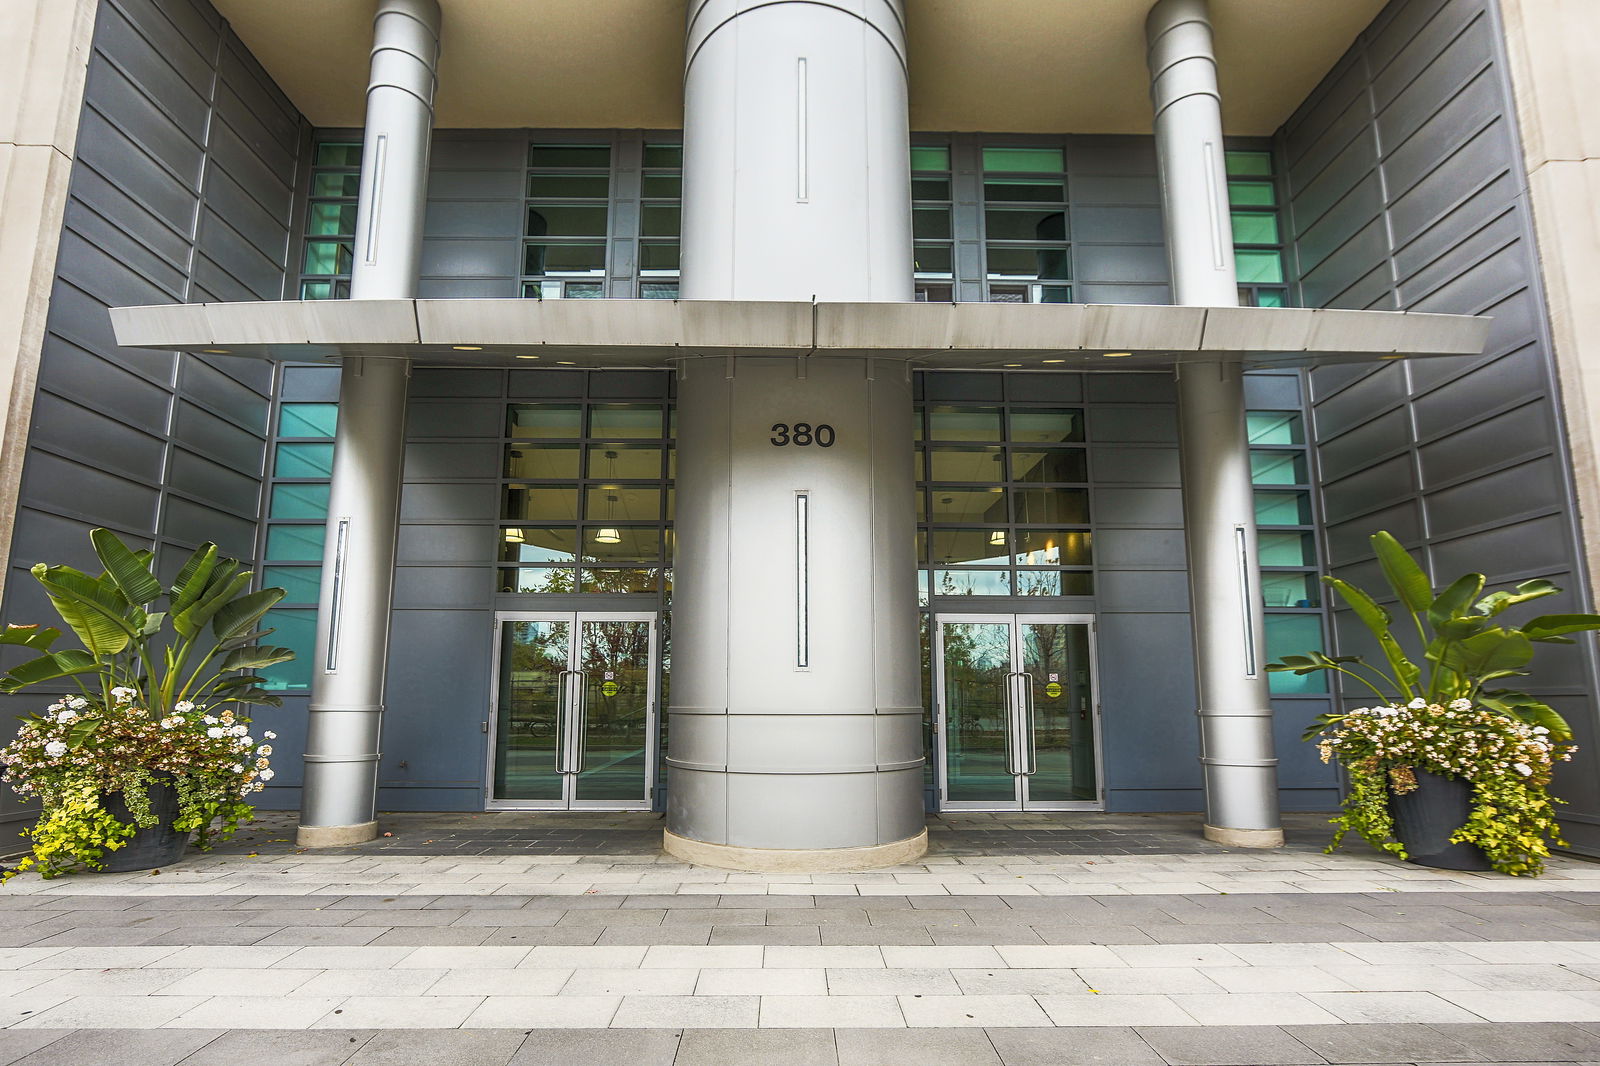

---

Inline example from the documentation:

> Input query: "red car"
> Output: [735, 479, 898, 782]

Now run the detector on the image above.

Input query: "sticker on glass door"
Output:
[934, 614, 1101, 810]
[489, 612, 657, 809]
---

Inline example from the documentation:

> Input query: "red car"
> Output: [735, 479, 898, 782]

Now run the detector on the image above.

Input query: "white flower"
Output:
[112, 686, 135, 704]
[44, 740, 67, 757]
[230, 725, 247, 737]
[55, 708, 77, 723]
[1514, 763, 1533, 776]
[259, 769, 275, 781]
[67, 697, 87, 710]
[202, 715, 218, 725]
[1408, 698, 1427, 709]
[206, 727, 225, 738]
[263, 731, 277, 740]
[175, 701, 195, 714]
[228, 763, 243, 773]
[256, 758, 269, 769]
[258, 744, 273, 756]
[1534, 726, 1550, 735]
[239, 735, 253, 747]
[170, 715, 185, 725]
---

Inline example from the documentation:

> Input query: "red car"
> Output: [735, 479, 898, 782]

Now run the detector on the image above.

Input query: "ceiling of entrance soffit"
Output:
[211, 0, 1386, 135]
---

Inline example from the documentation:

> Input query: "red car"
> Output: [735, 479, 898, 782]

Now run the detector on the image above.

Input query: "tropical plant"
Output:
[1269, 530, 1600, 875]
[0, 529, 294, 878]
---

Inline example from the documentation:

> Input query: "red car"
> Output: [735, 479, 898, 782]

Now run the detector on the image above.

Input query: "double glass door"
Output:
[934, 614, 1100, 810]
[489, 612, 658, 809]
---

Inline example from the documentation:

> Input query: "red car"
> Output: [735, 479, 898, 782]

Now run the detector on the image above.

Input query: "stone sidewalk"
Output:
[2, 811, 1600, 1064]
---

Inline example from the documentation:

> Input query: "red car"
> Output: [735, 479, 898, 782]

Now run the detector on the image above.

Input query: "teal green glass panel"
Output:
[1259, 531, 1315, 566]
[641, 205, 680, 237]
[1231, 211, 1279, 245]
[1262, 571, 1320, 608]
[279, 403, 338, 439]
[1229, 181, 1276, 207]
[642, 144, 682, 167]
[982, 147, 1064, 173]
[1247, 411, 1303, 444]
[1236, 249, 1285, 283]
[265, 524, 325, 562]
[508, 404, 582, 437]
[308, 202, 358, 236]
[275, 443, 334, 478]
[1225, 150, 1273, 177]
[913, 178, 951, 200]
[529, 144, 610, 167]
[527, 173, 610, 198]
[311, 172, 361, 198]
[270, 483, 330, 519]
[262, 566, 322, 604]
[315, 143, 362, 167]
[1266, 613, 1328, 694]
[589, 405, 664, 438]
[1039, 285, 1072, 303]
[303, 240, 352, 275]
[260, 609, 316, 691]
[1250, 450, 1307, 485]
[641, 173, 682, 198]
[300, 280, 334, 300]
[911, 146, 951, 171]
[1255, 289, 1288, 308]
[1254, 490, 1312, 526]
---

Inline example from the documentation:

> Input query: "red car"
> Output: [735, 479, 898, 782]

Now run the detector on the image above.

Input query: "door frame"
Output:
[485, 609, 660, 811]
[932, 612, 1105, 812]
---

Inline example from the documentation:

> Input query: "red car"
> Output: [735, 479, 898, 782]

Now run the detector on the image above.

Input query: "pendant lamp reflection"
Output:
[595, 490, 622, 544]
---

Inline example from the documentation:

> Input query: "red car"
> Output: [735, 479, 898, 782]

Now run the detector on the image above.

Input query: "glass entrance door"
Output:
[489, 611, 658, 809]
[934, 614, 1100, 810]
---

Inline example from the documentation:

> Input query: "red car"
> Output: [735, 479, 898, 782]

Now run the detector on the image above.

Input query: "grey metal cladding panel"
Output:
[1287, 132, 1379, 235]
[9, 510, 108, 575]
[397, 524, 498, 565]
[1296, 218, 1389, 302]
[199, 351, 274, 396]
[45, 282, 174, 385]
[1382, 75, 1510, 198]
[208, 121, 295, 215]
[1095, 569, 1190, 613]
[1292, 175, 1385, 277]
[55, 228, 182, 310]
[29, 393, 167, 485]
[1307, 363, 1376, 404]
[416, 278, 519, 298]
[1324, 501, 1424, 565]
[1068, 136, 1159, 174]
[1070, 174, 1160, 204]
[1086, 373, 1175, 403]
[1390, 171, 1517, 285]
[1317, 407, 1410, 483]
[1075, 284, 1171, 305]
[1091, 528, 1187, 568]
[172, 399, 268, 475]
[161, 496, 256, 556]
[197, 210, 288, 300]
[426, 169, 523, 200]
[37, 336, 171, 428]
[400, 482, 500, 522]
[22, 451, 158, 534]
[203, 165, 293, 263]
[70, 167, 191, 268]
[509, 369, 587, 397]
[1430, 513, 1573, 580]
[1093, 487, 1184, 527]
[62, 200, 186, 299]
[1371, 5, 1492, 129]
[1425, 457, 1562, 541]
[1362, 0, 1453, 72]
[1418, 402, 1552, 486]
[191, 254, 262, 304]
[1088, 405, 1177, 443]
[1321, 453, 1416, 523]
[218, 28, 300, 134]
[418, 238, 520, 279]
[411, 369, 503, 397]
[406, 401, 504, 437]
[1273, 707, 1339, 789]
[167, 447, 262, 513]
[404, 442, 500, 481]
[85, 60, 205, 191]
[393, 566, 494, 609]
[431, 136, 524, 171]
[1070, 206, 1164, 244]
[1283, 69, 1372, 186]
[73, 111, 199, 237]
[382, 609, 495, 787]
[1310, 363, 1405, 440]
[1072, 244, 1169, 285]
[280, 365, 342, 401]
[99, 0, 217, 95]
[1091, 446, 1180, 485]
[1241, 372, 1302, 409]
[1095, 613, 1200, 789]
[1303, 260, 1396, 312]
[425, 200, 523, 239]
[1408, 293, 1539, 397]
[92, 4, 213, 129]
[214, 66, 299, 175]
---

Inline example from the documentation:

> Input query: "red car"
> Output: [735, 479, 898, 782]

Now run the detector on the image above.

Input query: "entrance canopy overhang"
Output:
[108, 299, 1490, 371]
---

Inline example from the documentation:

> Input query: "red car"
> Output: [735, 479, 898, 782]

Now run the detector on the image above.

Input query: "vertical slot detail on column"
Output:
[324, 518, 350, 673]
[1202, 140, 1225, 270]
[1235, 523, 1257, 679]
[795, 57, 809, 202]
[362, 134, 388, 266]
[796, 491, 810, 668]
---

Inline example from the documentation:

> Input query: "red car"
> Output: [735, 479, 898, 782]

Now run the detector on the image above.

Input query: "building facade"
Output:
[3, 0, 1599, 863]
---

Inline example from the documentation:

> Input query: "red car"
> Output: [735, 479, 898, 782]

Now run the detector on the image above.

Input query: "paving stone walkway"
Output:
[3, 811, 1600, 1064]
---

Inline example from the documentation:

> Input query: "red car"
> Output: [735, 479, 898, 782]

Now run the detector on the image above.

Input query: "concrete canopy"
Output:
[108, 299, 1489, 371]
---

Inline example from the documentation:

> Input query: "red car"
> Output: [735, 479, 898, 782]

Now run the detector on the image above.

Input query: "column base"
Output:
[1203, 823, 1285, 848]
[663, 828, 928, 873]
[297, 821, 379, 847]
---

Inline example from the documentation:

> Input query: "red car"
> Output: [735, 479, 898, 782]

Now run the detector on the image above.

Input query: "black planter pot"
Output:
[1388, 768, 1492, 871]
[98, 779, 190, 872]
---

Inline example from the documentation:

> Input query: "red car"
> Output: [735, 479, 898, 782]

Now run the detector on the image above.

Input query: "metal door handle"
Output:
[557, 669, 579, 773]
[572, 671, 589, 774]
[1005, 671, 1030, 776]
[1020, 671, 1038, 776]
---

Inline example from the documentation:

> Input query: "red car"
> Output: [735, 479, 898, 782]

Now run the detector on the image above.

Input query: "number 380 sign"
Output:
[770, 422, 835, 448]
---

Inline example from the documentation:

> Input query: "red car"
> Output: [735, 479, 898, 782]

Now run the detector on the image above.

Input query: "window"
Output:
[523, 143, 612, 299]
[981, 146, 1070, 304]
[260, 401, 338, 691]
[1227, 149, 1289, 309]
[639, 143, 682, 299]
[300, 143, 360, 300]
[912, 145, 953, 302]
[1248, 406, 1325, 694]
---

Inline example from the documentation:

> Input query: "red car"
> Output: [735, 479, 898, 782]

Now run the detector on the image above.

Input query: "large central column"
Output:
[666, 0, 927, 870]
[297, 0, 439, 847]
[1147, 0, 1282, 847]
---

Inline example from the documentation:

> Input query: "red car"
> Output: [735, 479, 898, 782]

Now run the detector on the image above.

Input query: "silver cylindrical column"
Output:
[1147, 0, 1283, 847]
[298, 0, 439, 847]
[667, 0, 926, 870]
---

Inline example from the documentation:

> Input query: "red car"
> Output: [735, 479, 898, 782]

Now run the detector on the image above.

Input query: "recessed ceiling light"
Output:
[516, 354, 540, 360]
[556, 360, 576, 365]
[1003, 363, 1022, 368]
[1380, 353, 1406, 360]
[1043, 359, 1065, 364]
[452, 345, 483, 351]
[203, 348, 231, 354]
[1102, 352, 1132, 358]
